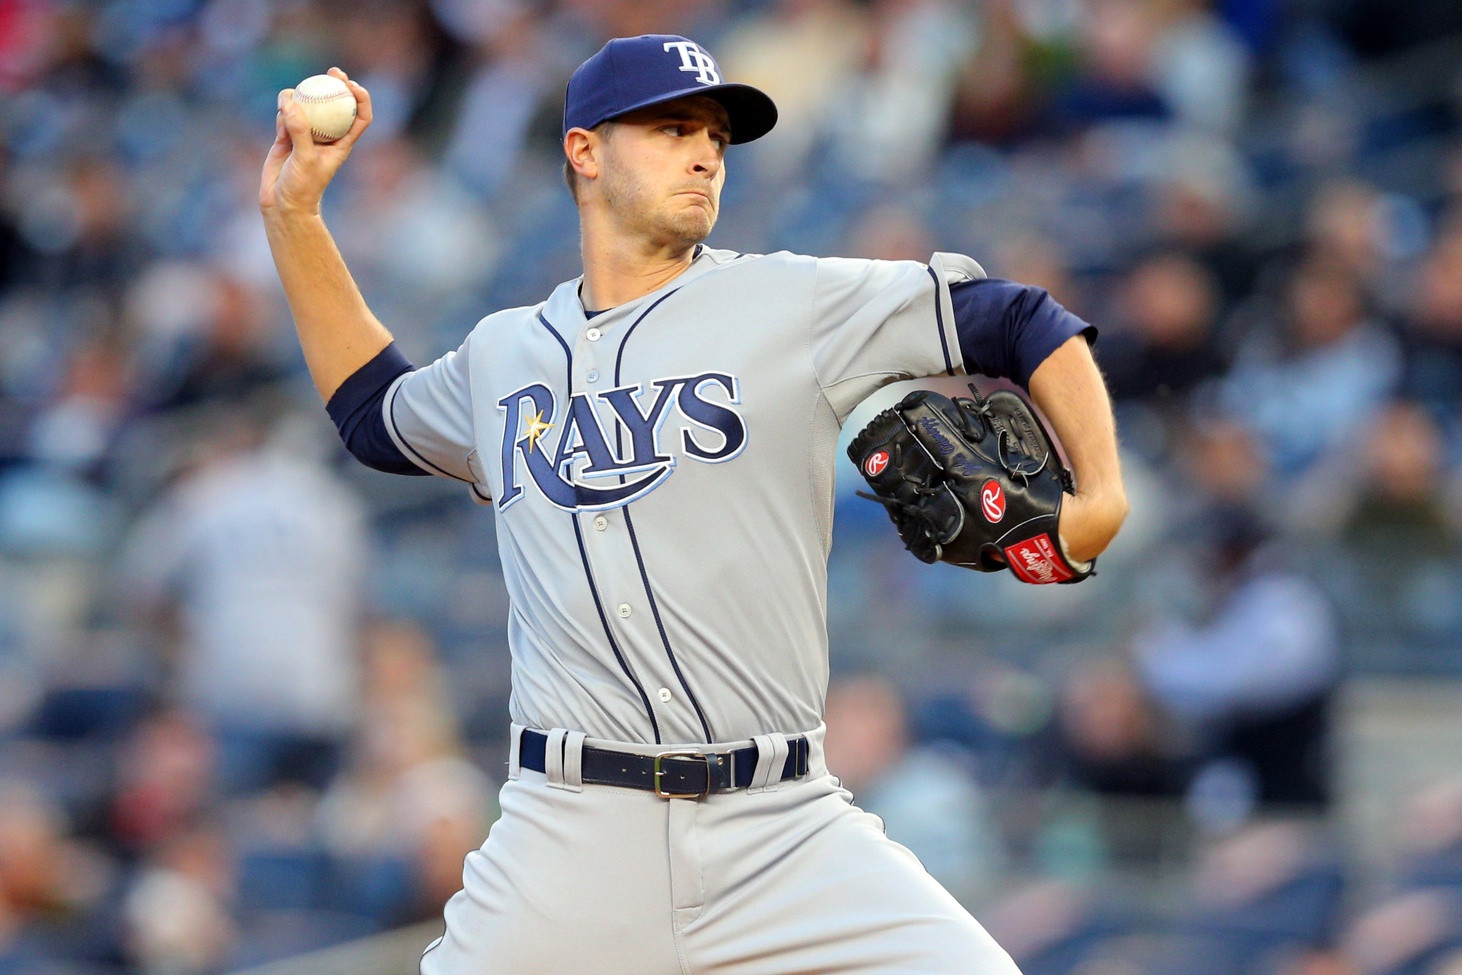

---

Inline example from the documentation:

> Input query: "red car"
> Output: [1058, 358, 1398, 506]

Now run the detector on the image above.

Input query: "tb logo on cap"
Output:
[663, 41, 721, 85]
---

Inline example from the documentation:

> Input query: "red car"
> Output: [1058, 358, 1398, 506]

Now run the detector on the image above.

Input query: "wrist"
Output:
[262, 202, 325, 232]
[1057, 533, 1095, 572]
[262, 191, 324, 221]
[1059, 489, 1128, 564]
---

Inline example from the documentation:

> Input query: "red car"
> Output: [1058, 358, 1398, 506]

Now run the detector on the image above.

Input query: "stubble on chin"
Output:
[663, 200, 716, 248]
[605, 168, 717, 249]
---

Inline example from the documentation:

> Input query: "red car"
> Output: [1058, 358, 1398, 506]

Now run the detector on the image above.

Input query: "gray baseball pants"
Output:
[419, 724, 1022, 975]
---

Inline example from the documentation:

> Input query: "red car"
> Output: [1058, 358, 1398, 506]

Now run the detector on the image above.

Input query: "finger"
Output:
[328, 65, 349, 82]
[344, 78, 372, 125]
[279, 99, 319, 160]
[331, 79, 373, 152]
[277, 88, 295, 112]
[272, 106, 296, 150]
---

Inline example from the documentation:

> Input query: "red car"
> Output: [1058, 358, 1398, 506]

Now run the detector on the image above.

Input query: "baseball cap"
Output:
[563, 35, 778, 145]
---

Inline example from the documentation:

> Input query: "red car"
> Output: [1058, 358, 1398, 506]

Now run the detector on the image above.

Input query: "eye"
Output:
[661, 124, 684, 137]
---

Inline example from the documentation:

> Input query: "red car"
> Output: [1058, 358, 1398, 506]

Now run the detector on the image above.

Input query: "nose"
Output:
[688, 131, 722, 177]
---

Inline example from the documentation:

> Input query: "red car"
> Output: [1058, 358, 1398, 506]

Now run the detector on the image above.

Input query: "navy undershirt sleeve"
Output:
[324, 342, 430, 476]
[949, 278, 1096, 387]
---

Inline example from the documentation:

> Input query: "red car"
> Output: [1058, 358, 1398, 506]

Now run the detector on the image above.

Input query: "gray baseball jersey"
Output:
[382, 246, 984, 746]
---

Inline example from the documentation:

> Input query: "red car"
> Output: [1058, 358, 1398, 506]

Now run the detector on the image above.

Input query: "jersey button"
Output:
[658, 687, 672, 703]
[586, 369, 600, 383]
[617, 603, 632, 618]
[592, 516, 608, 531]
[585, 327, 602, 342]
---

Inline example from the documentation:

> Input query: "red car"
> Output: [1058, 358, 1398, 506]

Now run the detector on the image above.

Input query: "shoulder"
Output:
[691, 248, 821, 296]
[464, 301, 551, 340]
[813, 252, 987, 288]
[699, 246, 816, 273]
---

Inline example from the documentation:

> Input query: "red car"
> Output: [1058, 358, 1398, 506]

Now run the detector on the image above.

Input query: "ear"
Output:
[564, 127, 601, 183]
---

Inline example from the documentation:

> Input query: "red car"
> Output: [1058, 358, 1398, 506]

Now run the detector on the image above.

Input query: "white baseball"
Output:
[291, 74, 357, 143]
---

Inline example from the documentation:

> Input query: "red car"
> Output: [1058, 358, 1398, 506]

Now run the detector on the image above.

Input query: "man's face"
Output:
[595, 96, 731, 250]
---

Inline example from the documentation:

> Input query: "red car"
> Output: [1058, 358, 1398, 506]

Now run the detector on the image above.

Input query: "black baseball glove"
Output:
[847, 387, 1094, 584]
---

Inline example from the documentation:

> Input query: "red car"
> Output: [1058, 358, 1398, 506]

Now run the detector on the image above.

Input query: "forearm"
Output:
[1027, 335, 1128, 562]
[263, 209, 393, 402]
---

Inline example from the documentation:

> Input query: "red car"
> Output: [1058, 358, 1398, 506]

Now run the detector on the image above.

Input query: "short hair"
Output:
[563, 157, 578, 202]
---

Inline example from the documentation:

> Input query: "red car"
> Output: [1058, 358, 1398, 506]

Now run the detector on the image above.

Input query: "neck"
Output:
[578, 213, 699, 311]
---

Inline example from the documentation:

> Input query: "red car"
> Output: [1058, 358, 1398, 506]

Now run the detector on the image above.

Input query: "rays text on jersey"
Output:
[496, 372, 747, 511]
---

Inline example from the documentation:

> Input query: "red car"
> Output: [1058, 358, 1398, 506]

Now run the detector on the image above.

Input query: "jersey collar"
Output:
[542, 245, 731, 341]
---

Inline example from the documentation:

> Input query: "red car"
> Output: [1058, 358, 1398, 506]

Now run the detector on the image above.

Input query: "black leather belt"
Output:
[518, 729, 810, 799]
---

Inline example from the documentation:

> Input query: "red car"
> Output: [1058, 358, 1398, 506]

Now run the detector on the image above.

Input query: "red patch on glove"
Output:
[1004, 534, 1074, 584]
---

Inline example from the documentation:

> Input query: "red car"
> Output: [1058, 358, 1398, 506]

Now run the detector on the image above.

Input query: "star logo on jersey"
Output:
[497, 372, 748, 512]
[523, 410, 554, 453]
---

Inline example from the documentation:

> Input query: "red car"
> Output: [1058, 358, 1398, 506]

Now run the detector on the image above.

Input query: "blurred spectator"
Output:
[1050, 0, 1168, 131]
[1307, 401, 1462, 659]
[828, 0, 976, 184]
[1101, 251, 1227, 406]
[1338, 401, 1455, 554]
[441, 10, 562, 200]
[333, 135, 502, 336]
[1134, 514, 1339, 815]
[26, 315, 133, 473]
[1151, 0, 1251, 135]
[1221, 255, 1401, 477]
[23, 156, 139, 295]
[123, 823, 236, 975]
[1304, 181, 1390, 295]
[315, 620, 494, 921]
[141, 270, 291, 414]
[989, 235, 1083, 311]
[0, 779, 114, 960]
[823, 675, 1002, 900]
[1400, 230, 1462, 426]
[717, 0, 870, 179]
[1182, 822, 1345, 969]
[945, 0, 1051, 148]
[122, 406, 368, 794]
[979, 879, 1114, 975]
[1150, 133, 1261, 310]
[1177, 417, 1269, 514]
[109, 709, 217, 855]
[1342, 889, 1462, 975]
[1055, 656, 1186, 798]
[339, 3, 441, 144]
[1399, 778, 1462, 891]
[845, 203, 935, 262]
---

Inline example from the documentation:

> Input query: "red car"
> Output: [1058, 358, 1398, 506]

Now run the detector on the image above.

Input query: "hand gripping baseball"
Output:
[848, 388, 1095, 584]
[260, 67, 373, 218]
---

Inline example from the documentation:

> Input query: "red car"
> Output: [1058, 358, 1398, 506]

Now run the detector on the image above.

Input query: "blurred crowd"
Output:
[0, 0, 1461, 971]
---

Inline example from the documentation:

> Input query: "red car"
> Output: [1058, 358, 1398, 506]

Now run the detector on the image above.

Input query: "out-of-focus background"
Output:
[0, 0, 1460, 971]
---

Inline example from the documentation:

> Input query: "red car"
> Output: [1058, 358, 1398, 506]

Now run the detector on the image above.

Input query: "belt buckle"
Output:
[653, 750, 711, 799]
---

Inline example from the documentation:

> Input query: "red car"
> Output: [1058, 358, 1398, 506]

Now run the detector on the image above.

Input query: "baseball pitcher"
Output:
[260, 35, 1127, 975]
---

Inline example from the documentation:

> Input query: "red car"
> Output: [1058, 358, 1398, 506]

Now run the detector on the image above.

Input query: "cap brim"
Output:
[599, 83, 778, 145]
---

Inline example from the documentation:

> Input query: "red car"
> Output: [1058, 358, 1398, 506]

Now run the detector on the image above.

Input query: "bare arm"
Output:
[259, 67, 393, 402]
[1028, 335, 1128, 564]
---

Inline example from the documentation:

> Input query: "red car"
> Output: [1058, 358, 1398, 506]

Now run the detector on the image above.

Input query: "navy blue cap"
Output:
[563, 35, 777, 145]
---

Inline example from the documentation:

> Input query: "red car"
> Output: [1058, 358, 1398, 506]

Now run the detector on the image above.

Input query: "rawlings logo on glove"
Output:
[847, 388, 1094, 584]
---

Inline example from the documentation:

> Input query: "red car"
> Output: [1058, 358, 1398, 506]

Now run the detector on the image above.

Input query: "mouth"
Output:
[676, 189, 714, 207]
